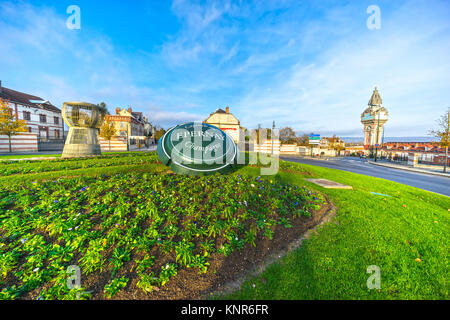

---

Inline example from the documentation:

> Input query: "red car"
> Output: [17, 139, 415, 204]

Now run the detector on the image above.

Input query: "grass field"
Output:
[225, 163, 450, 300]
[0, 151, 153, 161]
[0, 151, 448, 300]
[0, 154, 61, 160]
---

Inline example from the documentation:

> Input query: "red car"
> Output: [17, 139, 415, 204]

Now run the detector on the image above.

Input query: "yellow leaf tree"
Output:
[0, 98, 28, 153]
[154, 127, 166, 143]
[99, 116, 117, 151]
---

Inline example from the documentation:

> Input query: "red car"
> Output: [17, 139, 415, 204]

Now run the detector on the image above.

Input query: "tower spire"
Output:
[368, 86, 382, 106]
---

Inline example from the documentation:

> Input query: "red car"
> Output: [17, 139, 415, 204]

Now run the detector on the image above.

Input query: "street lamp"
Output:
[374, 112, 380, 162]
[271, 121, 275, 156]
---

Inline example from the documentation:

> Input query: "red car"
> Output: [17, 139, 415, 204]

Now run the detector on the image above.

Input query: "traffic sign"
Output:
[309, 134, 320, 145]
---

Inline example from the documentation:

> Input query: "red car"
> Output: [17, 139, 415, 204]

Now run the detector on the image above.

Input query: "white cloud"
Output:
[147, 110, 206, 128]
[2, 0, 450, 137]
[233, 1, 450, 136]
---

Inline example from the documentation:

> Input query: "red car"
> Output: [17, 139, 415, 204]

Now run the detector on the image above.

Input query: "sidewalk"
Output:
[368, 161, 450, 178]
[281, 155, 331, 161]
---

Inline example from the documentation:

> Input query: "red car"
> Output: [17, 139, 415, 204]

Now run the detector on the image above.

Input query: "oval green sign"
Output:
[157, 122, 239, 175]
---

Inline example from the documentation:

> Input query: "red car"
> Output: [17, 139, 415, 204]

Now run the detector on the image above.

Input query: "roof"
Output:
[0, 86, 60, 112]
[205, 108, 240, 125]
[211, 108, 227, 114]
[132, 111, 143, 121]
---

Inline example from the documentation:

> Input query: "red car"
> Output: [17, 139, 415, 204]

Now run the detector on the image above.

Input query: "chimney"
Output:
[115, 107, 120, 115]
[128, 107, 132, 114]
[226, 106, 229, 113]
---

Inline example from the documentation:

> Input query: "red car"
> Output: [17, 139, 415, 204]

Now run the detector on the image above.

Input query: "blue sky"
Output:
[1, 0, 449, 136]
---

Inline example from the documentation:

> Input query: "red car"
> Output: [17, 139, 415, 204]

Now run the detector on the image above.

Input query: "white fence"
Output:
[253, 140, 281, 155]
[280, 144, 297, 154]
[0, 133, 38, 153]
[99, 136, 153, 152]
[99, 136, 128, 152]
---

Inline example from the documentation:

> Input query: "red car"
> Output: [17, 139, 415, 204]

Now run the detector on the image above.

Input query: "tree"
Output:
[154, 127, 166, 143]
[253, 125, 272, 144]
[98, 102, 109, 114]
[430, 107, 450, 173]
[99, 117, 117, 151]
[279, 126, 297, 144]
[328, 135, 345, 156]
[296, 133, 310, 146]
[0, 98, 28, 153]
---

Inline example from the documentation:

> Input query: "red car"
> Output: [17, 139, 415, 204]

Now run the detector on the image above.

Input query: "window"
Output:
[39, 114, 47, 123]
[23, 111, 31, 121]
[55, 130, 60, 139]
[54, 116, 59, 125]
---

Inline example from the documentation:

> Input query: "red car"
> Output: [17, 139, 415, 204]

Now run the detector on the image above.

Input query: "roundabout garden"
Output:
[0, 152, 327, 299]
[0, 152, 448, 300]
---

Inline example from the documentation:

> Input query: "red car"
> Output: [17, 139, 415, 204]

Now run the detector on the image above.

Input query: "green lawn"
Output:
[0, 150, 153, 161]
[224, 162, 450, 300]
[0, 154, 61, 160]
[0, 152, 448, 299]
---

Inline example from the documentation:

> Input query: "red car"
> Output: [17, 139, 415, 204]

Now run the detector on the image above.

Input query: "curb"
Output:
[280, 155, 331, 161]
[368, 161, 450, 178]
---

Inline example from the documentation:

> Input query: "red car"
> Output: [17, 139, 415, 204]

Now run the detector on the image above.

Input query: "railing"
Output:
[418, 157, 450, 167]
[37, 138, 65, 151]
[386, 154, 408, 164]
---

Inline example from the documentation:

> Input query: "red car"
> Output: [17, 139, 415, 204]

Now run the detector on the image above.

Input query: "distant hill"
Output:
[340, 137, 437, 143]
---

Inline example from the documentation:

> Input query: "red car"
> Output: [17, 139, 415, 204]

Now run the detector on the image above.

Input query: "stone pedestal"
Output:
[60, 102, 106, 159]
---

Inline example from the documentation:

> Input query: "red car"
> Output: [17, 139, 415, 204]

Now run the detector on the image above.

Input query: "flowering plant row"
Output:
[0, 171, 323, 299]
[0, 153, 160, 176]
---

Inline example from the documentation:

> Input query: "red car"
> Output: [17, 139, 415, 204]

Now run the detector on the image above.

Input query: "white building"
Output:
[0, 81, 64, 141]
[204, 107, 241, 143]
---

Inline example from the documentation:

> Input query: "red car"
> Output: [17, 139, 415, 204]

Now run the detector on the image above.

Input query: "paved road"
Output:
[281, 156, 450, 197]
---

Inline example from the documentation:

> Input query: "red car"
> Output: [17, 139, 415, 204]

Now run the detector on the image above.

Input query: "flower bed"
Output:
[0, 171, 324, 300]
[0, 153, 160, 176]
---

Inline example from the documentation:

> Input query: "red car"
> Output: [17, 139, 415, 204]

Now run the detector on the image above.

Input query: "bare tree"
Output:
[296, 133, 310, 146]
[430, 107, 450, 173]
[279, 127, 297, 144]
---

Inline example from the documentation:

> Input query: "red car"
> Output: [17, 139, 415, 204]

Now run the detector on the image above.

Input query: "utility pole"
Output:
[257, 123, 261, 146]
[126, 123, 130, 151]
[444, 109, 449, 173]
